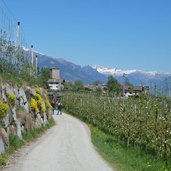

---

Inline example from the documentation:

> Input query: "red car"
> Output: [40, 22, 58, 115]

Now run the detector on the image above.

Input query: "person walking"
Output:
[57, 99, 62, 115]
[50, 96, 56, 114]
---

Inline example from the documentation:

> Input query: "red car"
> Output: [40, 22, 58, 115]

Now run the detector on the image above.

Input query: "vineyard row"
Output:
[63, 92, 171, 164]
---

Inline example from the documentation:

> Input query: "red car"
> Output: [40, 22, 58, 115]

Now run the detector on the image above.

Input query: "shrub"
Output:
[30, 98, 39, 113]
[7, 93, 16, 106]
[41, 105, 46, 113]
[37, 99, 43, 109]
[0, 156, 6, 165]
[35, 88, 41, 94]
[34, 93, 42, 101]
[42, 88, 46, 94]
[45, 99, 52, 109]
[35, 93, 44, 113]
[0, 100, 9, 119]
[9, 134, 24, 150]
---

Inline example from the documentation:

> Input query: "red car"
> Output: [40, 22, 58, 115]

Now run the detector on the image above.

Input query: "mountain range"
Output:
[37, 53, 107, 84]
[92, 65, 171, 85]
[36, 52, 171, 89]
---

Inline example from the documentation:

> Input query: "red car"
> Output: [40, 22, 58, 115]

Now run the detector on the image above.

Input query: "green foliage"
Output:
[91, 125, 170, 171]
[0, 42, 49, 87]
[0, 156, 6, 166]
[0, 71, 22, 86]
[64, 82, 73, 90]
[38, 67, 51, 88]
[9, 134, 24, 150]
[63, 92, 171, 168]
[107, 75, 121, 95]
[94, 87, 102, 95]
[0, 63, 39, 87]
[72, 80, 84, 91]
[0, 100, 9, 119]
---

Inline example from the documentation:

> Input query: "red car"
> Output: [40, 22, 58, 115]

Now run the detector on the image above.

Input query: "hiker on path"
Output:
[50, 96, 56, 114]
[57, 99, 62, 115]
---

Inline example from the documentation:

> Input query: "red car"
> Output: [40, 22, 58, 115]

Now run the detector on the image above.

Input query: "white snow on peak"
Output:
[91, 65, 162, 77]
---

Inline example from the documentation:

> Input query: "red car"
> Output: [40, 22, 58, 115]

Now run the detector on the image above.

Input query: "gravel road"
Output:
[2, 113, 114, 171]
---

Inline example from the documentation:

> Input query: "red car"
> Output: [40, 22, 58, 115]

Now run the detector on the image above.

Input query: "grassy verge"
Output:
[90, 125, 170, 171]
[0, 118, 56, 166]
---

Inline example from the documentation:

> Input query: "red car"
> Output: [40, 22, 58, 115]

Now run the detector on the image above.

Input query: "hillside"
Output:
[37, 53, 107, 84]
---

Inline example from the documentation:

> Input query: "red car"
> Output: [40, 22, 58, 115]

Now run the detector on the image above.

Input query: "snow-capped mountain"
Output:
[33, 48, 171, 86]
[92, 65, 169, 77]
[92, 65, 171, 85]
[92, 65, 138, 75]
[13, 47, 171, 91]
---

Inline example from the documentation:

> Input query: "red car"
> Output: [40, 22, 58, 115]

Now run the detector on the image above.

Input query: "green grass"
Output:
[0, 69, 39, 87]
[90, 125, 171, 171]
[0, 118, 56, 166]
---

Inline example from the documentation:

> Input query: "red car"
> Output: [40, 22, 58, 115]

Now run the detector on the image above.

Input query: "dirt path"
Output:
[2, 113, 114, 171]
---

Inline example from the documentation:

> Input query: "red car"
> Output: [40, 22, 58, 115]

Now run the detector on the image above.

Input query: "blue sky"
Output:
[2, 0, 171, 72]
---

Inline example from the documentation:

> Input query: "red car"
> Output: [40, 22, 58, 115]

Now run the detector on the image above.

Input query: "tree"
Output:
[72, 80, 84, 91]
[107, 75, 121, 95]
[64, 81, 73, 90]
[39, 67, 51, 88]
[94, 87, 102, 95]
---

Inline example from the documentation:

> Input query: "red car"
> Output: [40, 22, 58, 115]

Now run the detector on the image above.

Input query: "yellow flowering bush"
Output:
[0, 100, 9, 119]
[35, 88, 41, 94]
[37, 99, 43, 109]
[32, 90, 52, 114]
[7, 93, 16, 106]
[41, 105, 46, 113]
[34, 93, 44, 113]
[30, 98, 39, 113]
[45, 99, 52, 109]
[34, 93, 42, 101]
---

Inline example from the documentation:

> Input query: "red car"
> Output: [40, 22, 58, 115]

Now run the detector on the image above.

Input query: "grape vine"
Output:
[63, 92, 171, 165]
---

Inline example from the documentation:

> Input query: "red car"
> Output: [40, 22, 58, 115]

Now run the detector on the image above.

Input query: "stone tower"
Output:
[50, 68, 60, 80]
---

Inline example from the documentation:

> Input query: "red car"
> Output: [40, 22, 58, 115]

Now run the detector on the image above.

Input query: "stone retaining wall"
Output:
[0, 83, 52, 153]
